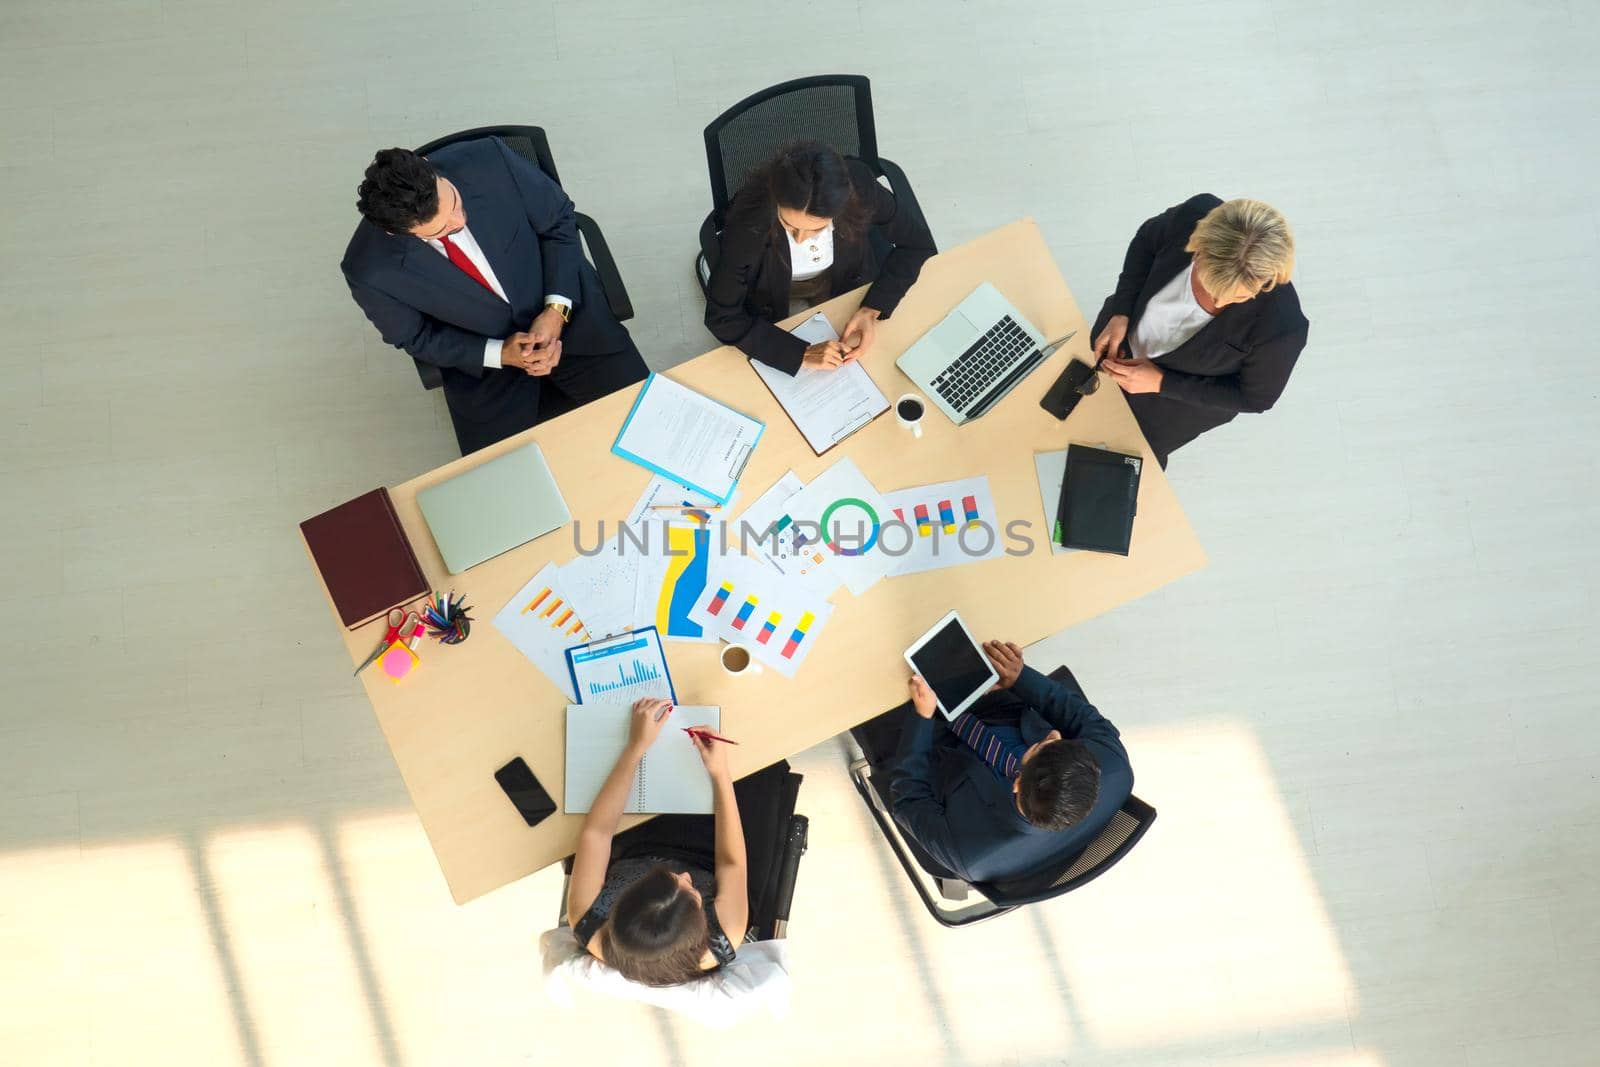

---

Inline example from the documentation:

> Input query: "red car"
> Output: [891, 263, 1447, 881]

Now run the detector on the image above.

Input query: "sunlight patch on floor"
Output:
[205, 822, 385, 1066]
[1030, 717, 1359, 1057]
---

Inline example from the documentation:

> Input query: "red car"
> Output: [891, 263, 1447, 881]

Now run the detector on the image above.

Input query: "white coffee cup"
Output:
[720, 642, 764, 676]
[895, 393, 926, 439]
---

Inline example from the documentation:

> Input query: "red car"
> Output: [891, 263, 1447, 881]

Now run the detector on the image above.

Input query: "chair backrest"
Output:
[415, 124, 561, 184]
[702, 75, 878, 226]
[978, 794, 1158, 906]
[558, 765, 806, 940]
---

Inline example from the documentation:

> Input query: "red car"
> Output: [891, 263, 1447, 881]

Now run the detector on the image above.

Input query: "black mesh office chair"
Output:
[849, 667, 1157, 927]
[558, 763, 810, 944]
[695, 74, 930, 294]
[408, 125, 635, 399]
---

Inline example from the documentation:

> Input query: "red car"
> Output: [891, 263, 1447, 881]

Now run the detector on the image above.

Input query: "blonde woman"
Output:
[1090, 195, 1308, 467]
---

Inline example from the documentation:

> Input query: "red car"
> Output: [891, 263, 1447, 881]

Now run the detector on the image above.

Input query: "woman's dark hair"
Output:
[1017, 740, 1101, 831]
[598, 866, 710, 987]
[356, 148, 440, 233]
[759, 139, 866, 239]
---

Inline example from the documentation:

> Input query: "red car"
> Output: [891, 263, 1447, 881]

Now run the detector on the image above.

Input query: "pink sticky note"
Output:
[379, 642, 417, 681]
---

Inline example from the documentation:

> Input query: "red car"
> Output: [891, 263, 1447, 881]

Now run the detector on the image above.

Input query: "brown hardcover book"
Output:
[300, 488, 429, 629]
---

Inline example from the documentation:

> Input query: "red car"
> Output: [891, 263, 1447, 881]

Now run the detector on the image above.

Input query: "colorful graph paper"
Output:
[687, 556, 833, 677]
[585, 657, 663, 698]
[881, 476, 1007, 578]
[780, 612, 815, 659]
[521, 586, 587, 636]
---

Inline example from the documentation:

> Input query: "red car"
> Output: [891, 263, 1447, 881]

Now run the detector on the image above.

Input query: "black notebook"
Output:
[1055, 444, 1142, 555]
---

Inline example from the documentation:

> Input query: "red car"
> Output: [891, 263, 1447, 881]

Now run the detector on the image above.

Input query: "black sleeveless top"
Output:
[572, 856, 737, 968]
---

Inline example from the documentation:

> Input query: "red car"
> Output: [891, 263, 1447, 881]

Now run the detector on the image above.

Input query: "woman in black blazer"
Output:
[1090, 195, 1309, 467]
[704, 140, 936, 375]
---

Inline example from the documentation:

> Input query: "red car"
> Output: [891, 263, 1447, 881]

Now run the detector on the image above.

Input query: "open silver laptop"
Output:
[417, 442, 571, 574]
[895, 282, 1050, 425]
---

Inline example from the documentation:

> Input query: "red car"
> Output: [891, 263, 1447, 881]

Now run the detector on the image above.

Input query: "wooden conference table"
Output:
[304, 218, 1207, 904]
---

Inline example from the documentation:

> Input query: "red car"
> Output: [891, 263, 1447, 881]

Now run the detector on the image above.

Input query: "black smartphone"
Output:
[495, 757, 557, 827]
[1040, 359, 1100, 420]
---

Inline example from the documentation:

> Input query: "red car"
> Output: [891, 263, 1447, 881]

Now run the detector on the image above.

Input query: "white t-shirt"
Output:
[1130, 260, 1214, 362]
[785, 222, 835, 282]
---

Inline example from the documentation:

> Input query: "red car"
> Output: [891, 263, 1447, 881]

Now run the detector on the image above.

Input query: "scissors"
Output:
[355, 608, 422, 675]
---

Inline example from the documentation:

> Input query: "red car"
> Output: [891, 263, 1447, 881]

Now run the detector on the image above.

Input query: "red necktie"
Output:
[439, 234, 497, 295]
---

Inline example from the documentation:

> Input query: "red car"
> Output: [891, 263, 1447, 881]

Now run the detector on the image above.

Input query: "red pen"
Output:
[683, 727, 739, 746]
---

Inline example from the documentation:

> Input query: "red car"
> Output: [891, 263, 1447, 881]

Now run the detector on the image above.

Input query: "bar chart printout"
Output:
[882, 476, 1007, 577]
[565, 626, 676, 705]
[587, 657, 662, 697]
[687, 555, 833, 678]
[492, 562, 592, 701]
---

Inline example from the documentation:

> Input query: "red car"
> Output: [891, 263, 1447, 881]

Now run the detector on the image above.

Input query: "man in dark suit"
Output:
[853, 640, 1132, 885]
[1090, 194, 1310, 467]
[342, 138, 648, 454]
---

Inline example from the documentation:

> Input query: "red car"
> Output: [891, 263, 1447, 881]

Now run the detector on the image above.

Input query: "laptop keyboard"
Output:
[931, 315, 1039, 414]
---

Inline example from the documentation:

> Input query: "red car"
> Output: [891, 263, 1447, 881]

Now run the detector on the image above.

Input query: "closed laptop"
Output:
[417, 442, 571, 574]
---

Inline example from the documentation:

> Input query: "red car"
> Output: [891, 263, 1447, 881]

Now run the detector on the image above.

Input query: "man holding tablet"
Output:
[855, 618, 1133, 885]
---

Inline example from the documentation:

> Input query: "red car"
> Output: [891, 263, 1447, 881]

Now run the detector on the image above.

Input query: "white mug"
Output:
[720, 642, 764, 676]
[894, 393, 926, 439]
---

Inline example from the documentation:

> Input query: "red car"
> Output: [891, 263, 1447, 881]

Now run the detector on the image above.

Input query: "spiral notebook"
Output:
[563, 704, 721, 814]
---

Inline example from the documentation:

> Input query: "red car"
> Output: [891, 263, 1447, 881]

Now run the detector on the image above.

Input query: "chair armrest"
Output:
[575, 212, 634, 323]
[412, 357, 443, 391]
[695, 213, 721, 299]
[875, 157, 932, 244]
[767, 815, 808, 935]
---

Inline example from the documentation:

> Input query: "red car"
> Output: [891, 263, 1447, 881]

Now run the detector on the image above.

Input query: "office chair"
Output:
[848, 667, 1157, 927]
[408, 125, 635, 399]
[558, 762, 810, 943]
[694, 74, 930, 294]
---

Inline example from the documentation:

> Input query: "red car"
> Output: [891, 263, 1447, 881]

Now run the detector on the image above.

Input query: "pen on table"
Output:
[648, 504, 721, 512]
[683, 727, 739, 746]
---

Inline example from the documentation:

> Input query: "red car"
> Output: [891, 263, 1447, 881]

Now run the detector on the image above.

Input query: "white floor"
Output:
[2, 1, 1597, 1065]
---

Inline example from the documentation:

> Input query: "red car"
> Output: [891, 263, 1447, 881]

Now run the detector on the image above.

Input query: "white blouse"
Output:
[785, 222, 835, 282]
[1130, 260, 1214, 361]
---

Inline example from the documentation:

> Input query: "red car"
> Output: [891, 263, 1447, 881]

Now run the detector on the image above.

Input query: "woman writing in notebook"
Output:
[566, 698, 749, 986]
[704, 139, 936, 374]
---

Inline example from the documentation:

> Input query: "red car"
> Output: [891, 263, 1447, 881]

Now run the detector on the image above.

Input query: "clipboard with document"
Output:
[749, 313, 890, 455]
[611, 373, 763, 505]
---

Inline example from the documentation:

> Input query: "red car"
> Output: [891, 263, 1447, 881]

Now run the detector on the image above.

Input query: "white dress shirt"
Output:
[785, 222, 835, 282]
[1130, 259, 1214, 362]
[426, 225, 572, 369]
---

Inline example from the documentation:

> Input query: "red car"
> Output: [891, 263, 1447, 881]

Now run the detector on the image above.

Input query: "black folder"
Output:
[1055, 444, 1142, 555]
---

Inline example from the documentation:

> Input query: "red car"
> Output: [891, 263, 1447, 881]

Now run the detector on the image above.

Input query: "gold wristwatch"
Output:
[544, 302, 571, 324]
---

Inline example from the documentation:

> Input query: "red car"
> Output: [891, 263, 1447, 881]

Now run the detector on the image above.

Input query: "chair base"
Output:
[846, 758, 1014, 928]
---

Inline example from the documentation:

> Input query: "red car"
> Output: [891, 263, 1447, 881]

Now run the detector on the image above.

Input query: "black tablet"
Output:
[902, 610, 998, 719]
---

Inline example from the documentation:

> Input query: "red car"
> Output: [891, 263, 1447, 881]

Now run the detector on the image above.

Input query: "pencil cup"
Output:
[720, 643, 763, 677]
[895, 394, 925, 439]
